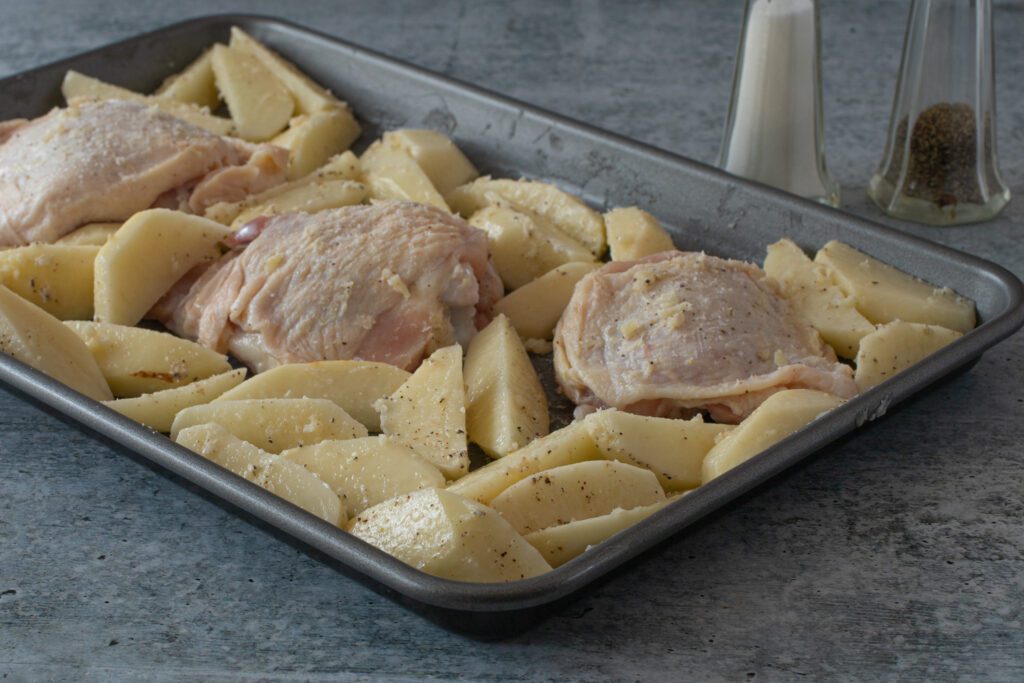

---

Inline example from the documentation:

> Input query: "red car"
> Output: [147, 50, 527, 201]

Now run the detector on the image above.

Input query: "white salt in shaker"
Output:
[718, 0, 839, 207]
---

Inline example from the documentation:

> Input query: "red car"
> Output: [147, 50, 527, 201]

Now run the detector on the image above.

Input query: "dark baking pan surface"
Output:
[1, 15, 1021, 638]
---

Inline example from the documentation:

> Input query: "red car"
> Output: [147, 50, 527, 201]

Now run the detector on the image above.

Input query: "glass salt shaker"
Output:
[868, 0, 1010, 225]
[719, 0, 839, 207]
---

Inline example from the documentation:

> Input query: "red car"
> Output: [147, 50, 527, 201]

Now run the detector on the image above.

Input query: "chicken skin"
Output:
[151, 201, 503, 372]
[0, 98, 286, 246]
[553, 251, 858, 423]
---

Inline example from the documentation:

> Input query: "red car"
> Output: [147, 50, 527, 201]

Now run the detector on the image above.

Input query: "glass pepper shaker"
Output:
[719, 0, 839, 207]
[868, 0, 1010, 225]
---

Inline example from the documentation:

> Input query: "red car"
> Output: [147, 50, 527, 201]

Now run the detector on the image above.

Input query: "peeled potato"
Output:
[56, 223, 120, 246]
[229, 178, 367, 228]
[702, 389, 844, 483]
[465, 315, 549, 458]
[376, 345, 468, 479]
[447, 177, 606, 257]
[0, 245, 98, 320]
[0, 285, 111, 401]
[273, 109, 362, 180]
[171, 398, 367, 453]
[854, 321, 962, 391]
[104, 368, 246, 432]
[815, 240, 976, 333]
[65, 321, 231, 397]
[93, 209, 232, 326]
[155, 47, 220, 110]
[492, 262, 600, 340]
[210, 43, 294, 142]
[360, 142, 449, 210]
[604, 207, 675, 261]
[176, 422, 344, 525]
[348, 488, 551, 582]
[281, 436, 445, 516]
[381, 129, 478, 196]
[490, 459, 666, 535]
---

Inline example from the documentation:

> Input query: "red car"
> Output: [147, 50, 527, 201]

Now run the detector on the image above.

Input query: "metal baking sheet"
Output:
[1, 15, 1021, 638]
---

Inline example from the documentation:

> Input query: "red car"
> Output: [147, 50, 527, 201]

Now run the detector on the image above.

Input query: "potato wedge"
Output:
[0, 286, 111, 401]
[176, 422, 344, 525]
[815, 240, 976, 333]
[702, 389, 844, 483]
[765, 238, 875, 358]
[281, 436, 445, 516]
[56, 223, 120, 246]
[230, 178, 367, 228]
[465, 315, 548, 458]
[447, 419, 601, 504]
[215, 359, 408, 432]
[347, 488, 550, 582]
[0, 245, 98, 320]
[604, 207, 675, 261]
[375, 345, 468, 479]
[447, 177, 606, 257]
[104, 368, 247, 432]
[94, 209, 232, 326]
[155, 47, 220, 110]
[381, 129, 478, 196]
[586, 411, 732, 492]
[469, 205, 595, 290]
[210, 44, 294, 141]
[360, 142, 449, 211]
[273, 109, 362, 180]
[171, 398, 367, 453]
[854, 321, 962, 391]
[61, 70, 232, 136]
[490, 459, 665, 535]
[229, 27, 345, 115]
[492, 262, 600, 340]
[524, 500, 670, 567]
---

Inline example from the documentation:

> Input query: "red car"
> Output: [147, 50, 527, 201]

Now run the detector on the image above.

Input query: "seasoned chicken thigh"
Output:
[0, 98, 286, 246]
[554, 251, 858, 423]
[151, 201, 502, 372]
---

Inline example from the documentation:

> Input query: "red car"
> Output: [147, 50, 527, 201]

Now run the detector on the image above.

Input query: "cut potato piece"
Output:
[210, 44, 293, 141]
[492, 262, 600, 340]
[381, 129, 478, 196]
[273, 109, 362, 180]
[0, 245, 98, 320]
[604, 207, 675, 261]
[469, 205, 595, 290]
[61, 70, 232, 135]
[0, 286, 111, 401]
[765, 238, 875, 358]
[230, 178, 367, 228]
[56, 223, 120, 246]
[281, 436, 445, 516]
[360, 142, 449, 211]
[65, 321, 231, 397]
[230, 27, 345, 115]
[171, 398, 367, 453]
[447, 177, 606, 257]
[104, 368, 246, 432]
[175, 423, 344, 525]
[586, 411, 732, 491]
[94, 209, 232, 326]
[854, 321, 962, 391]
[155, 47, 219, 110]
[447, 419, 601, 504]
[215, 359, 408, 432]
[490, 459, 665, 535]
[815, 240, 976, 333]
[465, 315, 548, 458]
[525, 500, 669, 567]
[347, 488, 550, 582]
[375, 345, 468, 479]
[702, 389, 844, 483]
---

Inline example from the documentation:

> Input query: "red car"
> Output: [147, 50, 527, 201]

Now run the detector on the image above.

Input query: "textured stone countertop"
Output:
[1, 1, 1021, 681]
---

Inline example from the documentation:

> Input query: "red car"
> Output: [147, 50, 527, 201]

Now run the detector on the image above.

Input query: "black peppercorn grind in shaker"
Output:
[868, 0, 1010, 226]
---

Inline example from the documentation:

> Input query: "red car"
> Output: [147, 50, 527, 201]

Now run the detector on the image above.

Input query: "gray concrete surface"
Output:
[1, 1, 1022, 680]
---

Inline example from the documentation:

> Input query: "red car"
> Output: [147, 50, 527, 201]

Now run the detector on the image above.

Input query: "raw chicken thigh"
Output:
[0, 98, 287, 246]
[554, 251, 858, 423]
[151, 201, 503, 372]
